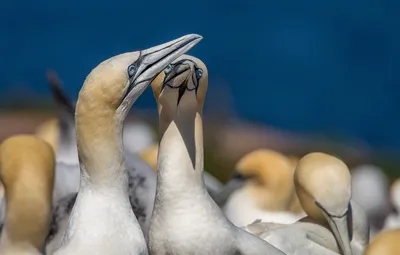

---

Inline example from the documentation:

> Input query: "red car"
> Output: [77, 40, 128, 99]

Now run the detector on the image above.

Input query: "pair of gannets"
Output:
[241, 152, 370, 255]
[218, 149, 305, 227]
[50, 34, 202, 255]
[0, 135, 55, 255]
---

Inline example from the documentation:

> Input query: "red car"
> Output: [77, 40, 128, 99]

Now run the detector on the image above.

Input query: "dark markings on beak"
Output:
[121, 36, 193, 102]
[161, 59, 200, 105]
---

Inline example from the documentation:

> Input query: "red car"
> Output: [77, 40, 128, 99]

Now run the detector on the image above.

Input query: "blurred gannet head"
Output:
[232, 149, 295, 210]
[364, 229, 400, 255]
[0, 135, 55, 254]
[351, 164, 389, 217]
[34, 118, 59, 152]
[139, 145, 159, 171]
[295, 152, 353, 255]
[152, 55, 208, 118]
[390, 179, 400, 210]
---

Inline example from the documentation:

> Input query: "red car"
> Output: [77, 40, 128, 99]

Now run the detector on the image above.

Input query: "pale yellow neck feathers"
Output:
[75, 61, 130, 179]
[0, 135, 55, 252]
[294, 152, 351, 225]
[364, 229, 400, 255]
[34, 118, 59, 152]
[139, 145, 159, 171]
[236, 149, 296, 211]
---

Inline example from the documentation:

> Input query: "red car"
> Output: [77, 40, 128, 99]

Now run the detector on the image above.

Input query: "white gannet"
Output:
[220, 149, 304, 227]
[43, 70, 159, 253]
[139, 144, 224, 198]
[363, 229, 400, 255]
[53, 34, 202, 255]
[383, 179, 400, 230]
[351, 164, 390, 236]
[242, 152, 370, 255]
[148, 55, 285, 255]
[0, 135, 55, 255]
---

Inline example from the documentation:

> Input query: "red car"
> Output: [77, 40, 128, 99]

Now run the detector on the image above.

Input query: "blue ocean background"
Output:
[1, 0, 399, 150]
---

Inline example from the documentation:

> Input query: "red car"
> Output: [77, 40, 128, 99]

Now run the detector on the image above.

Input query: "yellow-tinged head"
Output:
[0, 135, 55, 253]
[295, 152, 353, 255]
[364, 229, 400, 255]
[234, 149, 296, 211]
[139, 145, 159, 171]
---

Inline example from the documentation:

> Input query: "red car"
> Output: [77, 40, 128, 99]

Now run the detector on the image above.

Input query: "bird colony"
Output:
[0, 34, 399, 255]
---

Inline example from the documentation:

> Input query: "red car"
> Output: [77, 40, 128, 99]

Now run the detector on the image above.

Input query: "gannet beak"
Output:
[318, 203, 353, 255]
[131, 34, 203, 87]
[213, 171, 247, 206]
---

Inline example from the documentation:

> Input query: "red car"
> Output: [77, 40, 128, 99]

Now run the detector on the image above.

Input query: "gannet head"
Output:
[151, 55, 208, 116]
[139, 145, 159, 170]
[295, 152, 353, 255]
[0, 135, 55, 253]
[364, 229, 400, 255]
[233, 149, 295, 210]
[390, 179, 400, 211]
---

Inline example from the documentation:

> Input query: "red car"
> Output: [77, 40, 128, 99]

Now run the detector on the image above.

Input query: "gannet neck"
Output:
[157, 108, 205, 196]
[75, 97, 125, 186]
[1, 189, 52, 253]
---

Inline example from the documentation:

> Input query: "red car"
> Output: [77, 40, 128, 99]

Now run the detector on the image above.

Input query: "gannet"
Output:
[43, 71, 159, 253]
[148, 55, 285, 255]
[242, 152, 369, 255]
[139, 144, 224, 198]
[351, 164, 390, 236]
[383, 179, 400, 230]
[0, 135, 55, 255]
[53, 34, 202, 255]
[363, 229, 400, 255]
[221, 149, 303, 226]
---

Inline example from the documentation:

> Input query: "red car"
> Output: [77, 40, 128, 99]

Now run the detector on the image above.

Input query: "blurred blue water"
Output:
[1, 0, 399, 149]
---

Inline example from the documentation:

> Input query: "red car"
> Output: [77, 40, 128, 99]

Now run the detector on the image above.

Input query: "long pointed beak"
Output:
[324, 212, 353, 255]
[132, 34, 202, 86]
[213, 172, 247, 207]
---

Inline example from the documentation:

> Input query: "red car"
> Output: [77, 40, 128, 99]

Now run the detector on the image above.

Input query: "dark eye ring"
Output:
[128, 64, 137, 77]
[164, 64, 173, 74]
[196, 68, 203, 79]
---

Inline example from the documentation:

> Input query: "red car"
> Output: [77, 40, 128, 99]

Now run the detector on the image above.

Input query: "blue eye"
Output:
[196, 68, 203, 79]
[165, 64, 173, 74]
[128, 64, 137, 77]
